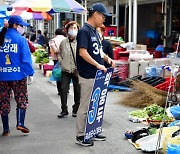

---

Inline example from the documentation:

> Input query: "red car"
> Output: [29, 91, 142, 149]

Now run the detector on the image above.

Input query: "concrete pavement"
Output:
[0, 63, 145, 154]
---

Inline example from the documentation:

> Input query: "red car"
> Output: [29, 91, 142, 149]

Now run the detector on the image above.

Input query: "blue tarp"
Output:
[108, 85, 131, 91]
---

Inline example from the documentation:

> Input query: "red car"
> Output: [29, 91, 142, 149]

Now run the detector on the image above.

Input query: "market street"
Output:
[0, 63, 146, 154]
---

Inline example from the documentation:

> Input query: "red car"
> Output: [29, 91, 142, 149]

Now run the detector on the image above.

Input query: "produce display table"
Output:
[105, 36, 124, 48]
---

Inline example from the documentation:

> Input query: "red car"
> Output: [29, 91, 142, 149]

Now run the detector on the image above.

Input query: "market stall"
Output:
[110, 36, 180, 153]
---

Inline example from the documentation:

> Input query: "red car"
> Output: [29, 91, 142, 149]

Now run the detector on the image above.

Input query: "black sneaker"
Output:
[57, 111, 68, 118]
[92, 135, 106, 141]
[75, 136, 94, 146]
[72, 112, 77, 117]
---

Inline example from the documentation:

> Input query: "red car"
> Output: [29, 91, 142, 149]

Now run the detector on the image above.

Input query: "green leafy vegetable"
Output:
[129, 104, 172, 121]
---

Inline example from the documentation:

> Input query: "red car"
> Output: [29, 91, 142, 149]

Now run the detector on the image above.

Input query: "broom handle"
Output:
[155, 35, 180, 154]
[155, 72, 174, 154]
[175, 35, 180, 56]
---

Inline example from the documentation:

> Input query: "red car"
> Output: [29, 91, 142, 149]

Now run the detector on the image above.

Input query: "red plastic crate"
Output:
[114, 60, 129, 81]
[113, 47, 127, 60]
[118, 52, 129, 61]
[42, 64, 54, 76]
[155, 77, 174, 91]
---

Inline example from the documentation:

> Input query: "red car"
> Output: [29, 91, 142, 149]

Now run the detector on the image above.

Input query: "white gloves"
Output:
[27, 76, 34, 85]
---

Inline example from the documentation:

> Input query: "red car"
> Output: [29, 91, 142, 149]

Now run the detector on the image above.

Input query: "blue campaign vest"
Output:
[0, 28, 34, 81]
[76, 23, 104, 79]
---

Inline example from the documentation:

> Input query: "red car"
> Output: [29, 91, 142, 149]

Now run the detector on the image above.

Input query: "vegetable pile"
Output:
[33, 48, 49, 64]
[130, 104, 172, 121]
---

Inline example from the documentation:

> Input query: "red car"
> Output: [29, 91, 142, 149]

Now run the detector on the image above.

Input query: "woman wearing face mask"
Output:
[0, 16, 34, 136]
[57, 21, 80, 118]
[96, 24, 113, 68]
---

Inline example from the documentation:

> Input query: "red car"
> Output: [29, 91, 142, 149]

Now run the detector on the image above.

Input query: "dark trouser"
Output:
[60, 72, 80, 113]
[0, 78, 28, 115]
[53, 60, 61, 93]
[56, 81, 61, 94]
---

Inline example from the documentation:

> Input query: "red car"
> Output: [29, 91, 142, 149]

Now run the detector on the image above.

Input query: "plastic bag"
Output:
[169, 120, 180, 127]
[145, 66, 161, 77]
[170, 106, 180, 120]
[50, 62, 61, 81]
[167, 143, 180, 154]
[161, 126, 180, 152]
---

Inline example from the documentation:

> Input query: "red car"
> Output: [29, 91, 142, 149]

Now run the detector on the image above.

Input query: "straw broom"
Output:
[121, 80, 167, 108]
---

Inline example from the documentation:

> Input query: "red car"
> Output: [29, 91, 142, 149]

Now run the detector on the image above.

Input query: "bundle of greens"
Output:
[129, 109, 148, 119]
[33, 49, 49, 64]
[129, 104, 173, 121]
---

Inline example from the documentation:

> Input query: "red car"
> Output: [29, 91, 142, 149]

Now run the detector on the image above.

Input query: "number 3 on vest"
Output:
[93, 42, 100, 55]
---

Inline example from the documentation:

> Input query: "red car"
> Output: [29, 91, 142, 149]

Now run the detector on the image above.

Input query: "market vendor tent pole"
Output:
[81, 0, 84, 27]
[128, 0, 137, 45]
[84, 0, 87, 23]
[128, 0, 132, 42]
[124, 3, 128, 42]
[74, 13, 77, 22]
[163, 0, 167, 46]
[116, 0, 119, 38]
[56, 13, 60, 29]
[133, 0, 137, 45]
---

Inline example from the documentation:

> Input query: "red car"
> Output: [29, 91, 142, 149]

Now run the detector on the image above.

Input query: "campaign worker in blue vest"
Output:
[0, 16, 34, 136]
[76, 3, 115, 146]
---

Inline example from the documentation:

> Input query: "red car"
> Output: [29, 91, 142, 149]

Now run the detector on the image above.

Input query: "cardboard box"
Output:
[136, 44, 147, 50]
[129, 61, 139, 78]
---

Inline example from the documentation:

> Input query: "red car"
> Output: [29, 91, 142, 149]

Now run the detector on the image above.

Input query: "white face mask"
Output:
[68, 29, 78, 37]
[17, 25, 25, 35]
